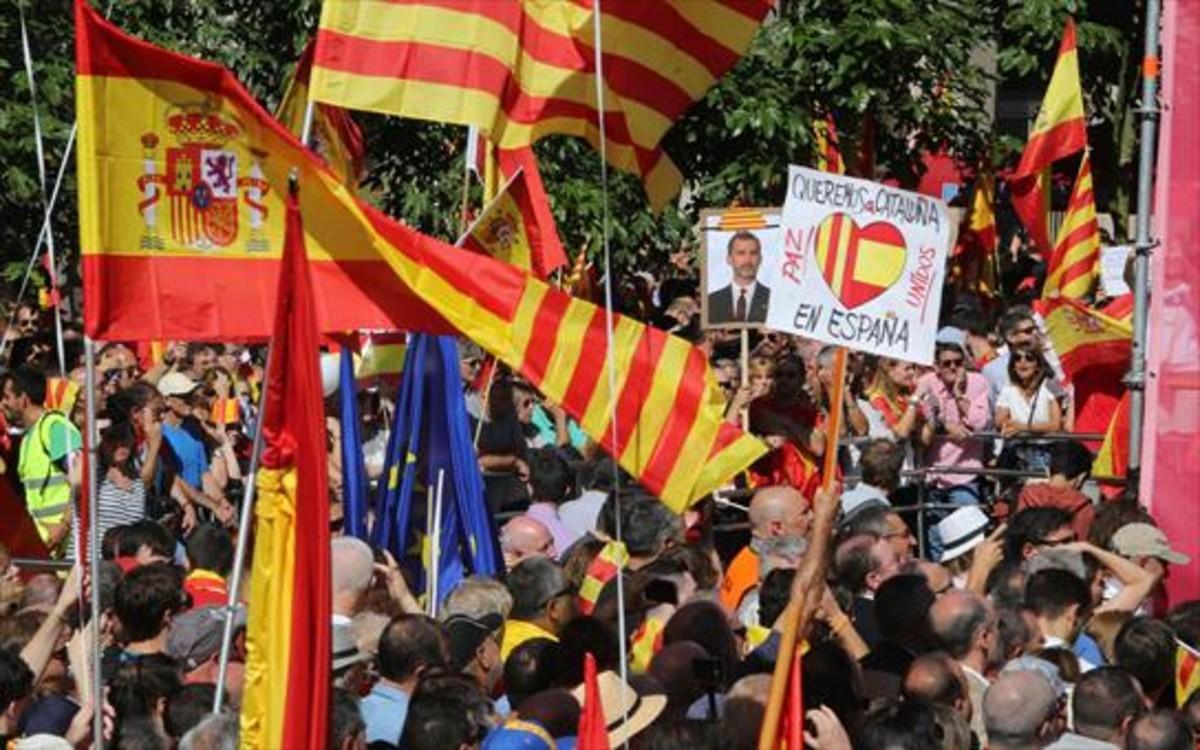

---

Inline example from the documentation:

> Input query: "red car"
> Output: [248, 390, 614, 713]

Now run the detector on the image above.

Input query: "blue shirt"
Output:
[361, 681, 411, 745]
[162, 423, 207, 489]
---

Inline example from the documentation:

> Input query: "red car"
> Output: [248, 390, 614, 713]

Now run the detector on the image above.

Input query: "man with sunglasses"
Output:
[982, 306, 1065, 404]
[917, 330, 992, 556]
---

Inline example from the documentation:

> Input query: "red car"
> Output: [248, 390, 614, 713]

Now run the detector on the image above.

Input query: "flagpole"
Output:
[428, 468, 446, 617]
[1125, 0, 1162, 493]
[212, 337, 272, 714]
[589, 1, 632, 709]
[758, 347, 847, 750]
[18, 2, 66, 375]
[83, 337, 103, 744]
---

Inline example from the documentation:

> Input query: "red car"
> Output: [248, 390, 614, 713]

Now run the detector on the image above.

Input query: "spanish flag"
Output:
[953, 172, 999, 298]
[1043, 154, 1101, 300]
[276, 38, 365, 186]
[1040, 297, 1131, 380]
[1092, 390, 1130, 480]
[1010, 18, 1088, 252]
[459, 165, 565, 279]
[309, 0, 772, 210]
[1177, 640, 1200, 708]
[240, 188, 331, 748]
[813, 113, 846, 174]
[75, 1, 764, 512]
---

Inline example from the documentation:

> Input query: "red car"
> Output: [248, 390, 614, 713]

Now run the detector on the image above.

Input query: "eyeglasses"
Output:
[938, 358, 964, 369]
[16, 319, 36, 330]
[1012, 351, 1039, 363]
[463, 358, 482, 369]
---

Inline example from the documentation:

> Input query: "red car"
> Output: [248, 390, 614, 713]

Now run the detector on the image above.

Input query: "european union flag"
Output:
[339, 347, 369, 540]
[373, 334, 501, 605]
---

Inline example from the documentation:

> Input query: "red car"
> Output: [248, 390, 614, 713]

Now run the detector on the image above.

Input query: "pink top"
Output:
[917, 371, 991, 488]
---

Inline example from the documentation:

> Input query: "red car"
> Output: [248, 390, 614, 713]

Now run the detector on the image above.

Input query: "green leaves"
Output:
[0, 0, 1144, 295]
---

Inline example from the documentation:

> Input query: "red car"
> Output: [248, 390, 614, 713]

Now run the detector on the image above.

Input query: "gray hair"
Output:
[441, 576, 514, 622]
[331, 536, 375, 599]
[179, 713, 239, 750]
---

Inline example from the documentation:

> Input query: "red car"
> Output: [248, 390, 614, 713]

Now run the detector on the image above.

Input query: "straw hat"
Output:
[570, 670, 666, 747]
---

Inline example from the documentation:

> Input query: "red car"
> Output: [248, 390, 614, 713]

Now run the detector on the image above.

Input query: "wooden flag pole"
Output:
[757, 346, 847, 750]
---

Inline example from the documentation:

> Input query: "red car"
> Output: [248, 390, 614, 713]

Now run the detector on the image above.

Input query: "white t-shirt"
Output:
[996, 381, 1056, 428]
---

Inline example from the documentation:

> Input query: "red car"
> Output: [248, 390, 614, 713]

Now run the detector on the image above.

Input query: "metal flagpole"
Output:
[83, 338, 103, 743]
[428, 469, 446, 618]
[589, 2, 633, 725]
[212, 342, 273, 714]
[18, 2, 66, 375]
[1125, 0, 1162, 494]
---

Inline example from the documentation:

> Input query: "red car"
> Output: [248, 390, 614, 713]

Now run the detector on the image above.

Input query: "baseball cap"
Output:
[1110, 522, 1190, 565]
[157, 371, 200, 398]
[935, 326, 968, 354]
[445, 612, 503, 670]
[167, 605, 246, 671]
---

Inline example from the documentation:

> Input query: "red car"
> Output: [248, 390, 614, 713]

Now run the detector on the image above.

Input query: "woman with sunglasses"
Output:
[996, 345, 1063, 473]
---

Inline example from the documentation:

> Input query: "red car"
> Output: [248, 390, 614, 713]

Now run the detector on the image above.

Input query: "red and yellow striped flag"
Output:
[1011, 18, 1088, 252]
[814, 213, 907, 309]
[1043, 154, 1101, 300]
[1040, 297, 1131, 380]
[1093, 390, 1130, 480]
[1177, 640, 1200, 708]
[309, 0, 772, 210]
[577, 540, 628, 616]
[953, 172, 999, 298]
[813, 114, 846, 174]
[74, 1, 764, 513]
[277, 38, 365, 186]
[241, 189, 331, 748]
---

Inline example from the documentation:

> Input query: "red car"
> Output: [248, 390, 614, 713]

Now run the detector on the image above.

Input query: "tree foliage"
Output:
[0, 0, 1148, 299]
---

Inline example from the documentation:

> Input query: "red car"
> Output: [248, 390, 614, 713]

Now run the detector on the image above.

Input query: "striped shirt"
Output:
[97, 474, 147, 540]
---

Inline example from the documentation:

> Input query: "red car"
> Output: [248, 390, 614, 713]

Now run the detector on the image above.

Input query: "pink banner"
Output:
[1142, 0, 1200, 606]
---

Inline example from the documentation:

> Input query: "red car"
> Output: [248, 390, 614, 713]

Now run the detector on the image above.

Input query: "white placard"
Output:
[761, 166, 953, 365]
[1100, 245, 1132, 297]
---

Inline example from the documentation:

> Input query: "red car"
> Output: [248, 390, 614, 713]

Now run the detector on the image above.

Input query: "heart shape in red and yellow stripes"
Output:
[813, 212, 907, 309]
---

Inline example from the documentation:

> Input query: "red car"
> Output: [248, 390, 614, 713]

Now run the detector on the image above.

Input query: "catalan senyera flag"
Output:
[577, 540, 628, 616]
[277, 38, 365, 186]
[1011, 18, 1088, 252]
[309, 0, 772, 210]
[1177, 640, 1200, 708]
[813, 114, 846, 174]
[1092, 390, 1129, 479]
[1040, 297, 1131, 380]
[241, 189, 331, 749]
[75, 0, 764, 511]
[1043, 154, 1101, 300]
[814, 212, 907, 309]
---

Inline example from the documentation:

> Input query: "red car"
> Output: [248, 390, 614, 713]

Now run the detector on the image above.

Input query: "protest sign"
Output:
[761, 167, 952, 364]
[700, 208, 782, 330]
[1100, 245, 1132, 297]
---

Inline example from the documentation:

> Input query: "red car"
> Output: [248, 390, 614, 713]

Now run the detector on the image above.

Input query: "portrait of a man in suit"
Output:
[708, 230, 771, 324]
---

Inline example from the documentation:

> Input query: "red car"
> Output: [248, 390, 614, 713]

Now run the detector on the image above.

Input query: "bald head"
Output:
[929, 589, 992, 663]
[904, 652, 970, 722]
[501, 515, 555, 568]
[983, 670, 1059, 748]
[748, 486, 811, 539]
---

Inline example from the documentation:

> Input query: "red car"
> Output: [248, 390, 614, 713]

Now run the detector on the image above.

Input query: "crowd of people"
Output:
[0, 257, 1195, 750]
